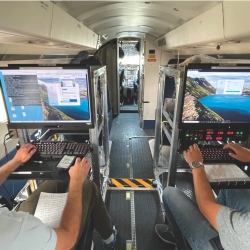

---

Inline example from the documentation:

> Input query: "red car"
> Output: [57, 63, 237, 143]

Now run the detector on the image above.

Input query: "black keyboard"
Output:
[32, 141, 90, 158]
[200, 146, 235, 163]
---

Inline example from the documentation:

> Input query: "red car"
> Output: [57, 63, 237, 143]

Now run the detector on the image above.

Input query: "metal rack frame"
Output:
[153, 66, 186, 187]
[154, 65, 250, 190]
[90, 66, 110, 199]
[15, 66, 111, 196]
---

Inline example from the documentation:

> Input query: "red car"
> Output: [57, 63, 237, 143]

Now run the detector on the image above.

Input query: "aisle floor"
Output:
[93, 113, 175, 250]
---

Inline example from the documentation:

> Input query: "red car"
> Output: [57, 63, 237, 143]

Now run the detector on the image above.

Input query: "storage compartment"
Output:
[51, 5, 97, 48]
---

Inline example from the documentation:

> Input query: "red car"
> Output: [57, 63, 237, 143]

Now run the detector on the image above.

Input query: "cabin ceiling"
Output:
[52, 1, 221, 42]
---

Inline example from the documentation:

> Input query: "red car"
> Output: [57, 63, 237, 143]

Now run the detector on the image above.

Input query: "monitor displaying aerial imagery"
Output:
[181, 64, 250, 127]
[0, 66, 94, 129]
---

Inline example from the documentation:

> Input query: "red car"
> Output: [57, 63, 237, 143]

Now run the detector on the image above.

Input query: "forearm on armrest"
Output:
[54, 181, 83, 250]
[192, 167, 222, 230]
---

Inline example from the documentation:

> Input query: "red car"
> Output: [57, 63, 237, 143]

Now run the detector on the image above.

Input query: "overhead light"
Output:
[139, 25, 152, 28]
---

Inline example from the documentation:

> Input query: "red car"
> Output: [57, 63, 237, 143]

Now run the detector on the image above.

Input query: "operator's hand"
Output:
[13, 143, 37, 165]
[183, 144, 203, 165]
[69, 157, 91, 185]
[223, 143, 250, 162]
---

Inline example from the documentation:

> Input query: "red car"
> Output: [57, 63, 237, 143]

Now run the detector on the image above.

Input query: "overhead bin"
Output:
[51, 5, 97, 49]
[0, 2, 53, 38]
[223, 2, 250, 41]
[157, 2, 250, 51]
[0, 2, 98, 50]
[156, 3, 224, 50]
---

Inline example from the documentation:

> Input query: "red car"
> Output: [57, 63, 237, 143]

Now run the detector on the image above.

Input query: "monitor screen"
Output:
[0, 65, 95, 130]
[180, 64, 250, 128]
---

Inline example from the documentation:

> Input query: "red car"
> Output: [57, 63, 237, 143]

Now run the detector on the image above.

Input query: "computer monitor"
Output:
[179, 64, 250, 129]
[0, 65, 95, 130]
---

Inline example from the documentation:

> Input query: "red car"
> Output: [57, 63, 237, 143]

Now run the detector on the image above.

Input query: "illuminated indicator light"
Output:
[241, 132, 243, 135]
[195, 137, 197, 140]
[236, 132, 239, 134]
[186, 134, 189, 137]
[218, 132, 223, 135]
[216, 137, 222, 140]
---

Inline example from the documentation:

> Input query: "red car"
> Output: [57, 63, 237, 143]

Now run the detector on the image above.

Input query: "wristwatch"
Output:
[189, 161, 203, 169]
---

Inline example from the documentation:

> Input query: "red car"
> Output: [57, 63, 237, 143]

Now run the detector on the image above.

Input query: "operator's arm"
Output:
[53, 157, 90, 250]
[223, 143, 250, 162]
[184, 144, 222, 230]
[0, 143, 36, 185]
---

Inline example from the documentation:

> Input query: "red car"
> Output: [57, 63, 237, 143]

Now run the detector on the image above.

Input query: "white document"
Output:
[34, 192, 68, 228]
[204, 164, 250, 183]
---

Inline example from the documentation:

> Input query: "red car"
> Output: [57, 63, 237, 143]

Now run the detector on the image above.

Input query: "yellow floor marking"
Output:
[126, 241, 132, 250]
[126, 191, 131, 200]
[110, 178, 124, 188]
[122, 178, 138, 188]
[135, 179, 152, 188]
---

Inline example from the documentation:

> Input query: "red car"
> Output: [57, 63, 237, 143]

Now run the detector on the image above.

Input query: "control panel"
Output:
[179, 128, 249, 143]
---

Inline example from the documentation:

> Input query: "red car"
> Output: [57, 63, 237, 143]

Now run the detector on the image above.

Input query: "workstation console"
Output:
[155, 64, 250, 188]
[0, 64, 97, 182]
[178, 64, 250, 187]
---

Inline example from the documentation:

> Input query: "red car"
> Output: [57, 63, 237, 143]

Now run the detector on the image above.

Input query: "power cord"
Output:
[3, 130, 15, 161]
[3, 134, 10, 162]
[3, 136, 9, 162]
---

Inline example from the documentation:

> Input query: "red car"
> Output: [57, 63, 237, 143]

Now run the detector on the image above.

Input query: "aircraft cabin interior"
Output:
[1, 1, 250, 250]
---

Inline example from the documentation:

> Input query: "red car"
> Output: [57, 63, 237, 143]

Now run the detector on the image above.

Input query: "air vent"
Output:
[158, 37, 166, 47]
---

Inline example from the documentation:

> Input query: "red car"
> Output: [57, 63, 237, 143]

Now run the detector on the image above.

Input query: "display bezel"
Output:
[0, 64, 95, 131]
[179, 63, 250, 129]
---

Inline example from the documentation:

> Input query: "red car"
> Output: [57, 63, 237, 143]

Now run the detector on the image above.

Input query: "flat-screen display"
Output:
[180, 64, 250, 128]
[0, 65, 95, 130]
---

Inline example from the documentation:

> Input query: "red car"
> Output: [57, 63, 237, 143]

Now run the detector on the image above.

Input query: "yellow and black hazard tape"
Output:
[108, 178, 155, 188]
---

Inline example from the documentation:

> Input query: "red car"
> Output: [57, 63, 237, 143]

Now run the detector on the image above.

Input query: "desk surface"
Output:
[9, 160, 59, 180]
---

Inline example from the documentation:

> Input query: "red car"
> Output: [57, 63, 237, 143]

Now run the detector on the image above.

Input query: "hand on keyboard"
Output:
[31, 141, 89, 159]
[223, 143, 250, 163]
[183, 144, 203, 165]
[182, 144, 236, 163]
[14, 143, 37, 165]
[199, 146, 235, 163]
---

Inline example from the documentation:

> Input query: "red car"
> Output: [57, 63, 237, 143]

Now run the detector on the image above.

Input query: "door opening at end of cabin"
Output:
[119, 39, 140, 113]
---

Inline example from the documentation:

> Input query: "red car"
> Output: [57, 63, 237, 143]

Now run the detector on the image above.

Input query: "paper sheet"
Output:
[204, 164, 250, 182]
[34, 192, 68, 228]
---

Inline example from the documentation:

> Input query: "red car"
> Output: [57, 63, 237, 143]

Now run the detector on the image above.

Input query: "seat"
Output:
[75, 217, 94, 250]
[80, 58, 102, 66]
